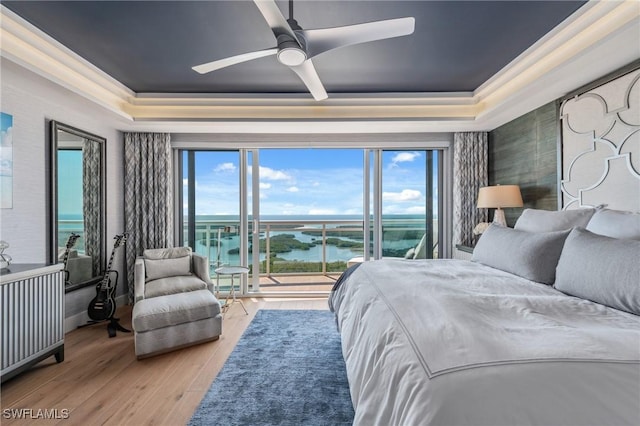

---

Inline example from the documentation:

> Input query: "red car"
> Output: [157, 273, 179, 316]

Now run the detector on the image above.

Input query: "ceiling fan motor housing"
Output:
[276, 33, 307, 66]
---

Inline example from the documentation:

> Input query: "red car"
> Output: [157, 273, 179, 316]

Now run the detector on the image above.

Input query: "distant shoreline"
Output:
[59, 214, 438, 221]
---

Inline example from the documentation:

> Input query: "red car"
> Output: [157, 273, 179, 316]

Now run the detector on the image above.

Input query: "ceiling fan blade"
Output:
[289, 59, 328, 101]
[301, 17, 415, 58]
[192, 48, 278, 74]
[254, 0, 300, 44]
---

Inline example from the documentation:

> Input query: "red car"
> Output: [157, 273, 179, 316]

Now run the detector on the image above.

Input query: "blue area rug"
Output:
[189, 309, 354, 426]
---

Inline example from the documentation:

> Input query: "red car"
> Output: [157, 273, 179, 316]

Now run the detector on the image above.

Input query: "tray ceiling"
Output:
[2, 1, 586, 95]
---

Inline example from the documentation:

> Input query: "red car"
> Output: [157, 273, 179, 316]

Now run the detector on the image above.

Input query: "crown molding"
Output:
[1, 0, 638, 132]
[475, 0, 640, 123]
[0, 6, 134, 119]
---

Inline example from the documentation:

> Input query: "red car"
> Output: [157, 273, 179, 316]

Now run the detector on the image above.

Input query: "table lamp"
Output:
[477, 185, 523, 226]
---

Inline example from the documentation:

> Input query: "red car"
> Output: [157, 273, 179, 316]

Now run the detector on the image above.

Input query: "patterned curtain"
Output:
[82, 139, 101, 277]
[453, 132, 488, 247]
[124, 133, 173, 303]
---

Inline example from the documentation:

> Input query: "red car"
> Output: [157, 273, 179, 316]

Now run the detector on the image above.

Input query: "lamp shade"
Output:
[477, 185, 523, 208]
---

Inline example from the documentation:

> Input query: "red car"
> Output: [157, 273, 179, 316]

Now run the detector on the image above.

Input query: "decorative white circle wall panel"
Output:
[560, 66, 640, 212]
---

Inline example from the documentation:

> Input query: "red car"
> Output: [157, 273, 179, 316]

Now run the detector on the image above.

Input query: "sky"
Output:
[0, 113, 13, 208]
[184, 148, 438, 217]
[58, 150, 84, 218]
[58, 148, 439, 219]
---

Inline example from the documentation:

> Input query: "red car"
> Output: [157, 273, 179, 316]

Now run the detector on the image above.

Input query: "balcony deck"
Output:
[257, 273, 341, 292]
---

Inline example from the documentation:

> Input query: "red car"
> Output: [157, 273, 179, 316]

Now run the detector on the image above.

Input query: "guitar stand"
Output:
[107, 317, 130, 338]
[80, 317, 131, 338]
[82, 269, 131, 338]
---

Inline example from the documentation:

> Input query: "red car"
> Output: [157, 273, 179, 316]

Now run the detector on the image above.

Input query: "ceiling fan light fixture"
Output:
[192, 0, 416, 101]
[277, 47, 307, 66]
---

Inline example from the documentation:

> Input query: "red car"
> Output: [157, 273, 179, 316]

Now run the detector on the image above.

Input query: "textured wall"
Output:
[488, 101, 559, 226]
[0, 60, 126, 323]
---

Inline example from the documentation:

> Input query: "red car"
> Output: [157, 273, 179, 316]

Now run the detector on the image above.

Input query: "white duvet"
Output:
[329, 259, 640, 426]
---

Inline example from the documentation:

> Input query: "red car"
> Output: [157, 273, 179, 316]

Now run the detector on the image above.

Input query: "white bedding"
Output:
[329, 258, 640, 426]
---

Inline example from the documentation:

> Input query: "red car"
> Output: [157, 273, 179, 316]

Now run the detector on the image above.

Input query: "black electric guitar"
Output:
[87, 233, 128, 321]
[62, 233, 80, 284]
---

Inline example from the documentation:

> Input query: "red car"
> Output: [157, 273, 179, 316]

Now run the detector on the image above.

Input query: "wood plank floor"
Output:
[1, 297, 330, 425]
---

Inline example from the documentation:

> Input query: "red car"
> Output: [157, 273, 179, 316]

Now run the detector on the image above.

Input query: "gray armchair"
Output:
[131, 247, 222, 358]
[134, 247, 213, 303]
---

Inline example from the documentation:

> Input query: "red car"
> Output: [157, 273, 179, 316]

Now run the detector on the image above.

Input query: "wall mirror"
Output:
[49, 121, 106, 290]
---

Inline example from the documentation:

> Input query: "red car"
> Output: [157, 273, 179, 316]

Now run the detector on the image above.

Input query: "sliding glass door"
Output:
[249, 148, 364, 292]
[181, 150, 244, 295]
[179, 146, 443, 296]
[378, 150, 441, 259]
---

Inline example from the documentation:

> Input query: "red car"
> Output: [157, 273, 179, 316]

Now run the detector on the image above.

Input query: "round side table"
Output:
[214, 265, 249, 316]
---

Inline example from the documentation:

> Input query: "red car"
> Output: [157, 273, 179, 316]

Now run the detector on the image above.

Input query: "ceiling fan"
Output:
[192, 0, 415, 101]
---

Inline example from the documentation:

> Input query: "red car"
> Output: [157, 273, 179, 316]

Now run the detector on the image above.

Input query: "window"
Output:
[179, 145, 446, 295]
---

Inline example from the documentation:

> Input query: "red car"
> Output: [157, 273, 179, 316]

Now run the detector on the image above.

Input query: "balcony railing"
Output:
[59, 217, 436, 283]
[191, 217, 435, 279]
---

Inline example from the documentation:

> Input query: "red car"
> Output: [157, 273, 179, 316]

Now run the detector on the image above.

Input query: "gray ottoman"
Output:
[132, 289, 222, 359]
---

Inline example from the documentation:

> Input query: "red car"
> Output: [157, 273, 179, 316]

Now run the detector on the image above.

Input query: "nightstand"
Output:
[453, 244, 474, 261]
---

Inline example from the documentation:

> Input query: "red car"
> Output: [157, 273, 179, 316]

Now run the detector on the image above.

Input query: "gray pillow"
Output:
[555, 227, 640, 315]
[145, 256, 192, 281]
[514, 208, 595, 232]
[586, 208, 640, 240]
[143, 246, 192, 260]
[472, 224, 570, 284]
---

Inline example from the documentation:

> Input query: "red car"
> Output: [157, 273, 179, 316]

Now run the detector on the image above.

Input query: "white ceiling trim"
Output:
[476, 0, 640, 124]
[1, 0, 638, 133]
[0, 7, 134, 119]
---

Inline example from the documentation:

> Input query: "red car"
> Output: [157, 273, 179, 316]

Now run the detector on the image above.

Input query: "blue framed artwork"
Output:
[1, 112, 13, 208]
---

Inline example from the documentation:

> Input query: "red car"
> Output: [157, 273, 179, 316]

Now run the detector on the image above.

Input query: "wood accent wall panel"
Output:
[488, 101, 559, 226]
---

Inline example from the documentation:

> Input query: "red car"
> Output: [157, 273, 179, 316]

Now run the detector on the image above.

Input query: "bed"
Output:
[329, 208, 640, 425]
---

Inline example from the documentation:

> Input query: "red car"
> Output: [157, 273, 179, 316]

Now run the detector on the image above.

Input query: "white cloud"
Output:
[259, 166, 291, 181]
[1, 126, 13, 147]
[287, 186, 299, 192]
[214, 162, 236, 173]
[382, 204, 426, 215]
[383, 189, 422, 202]
[259, 182, 272, 189]
[391, 151, 420, 166]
